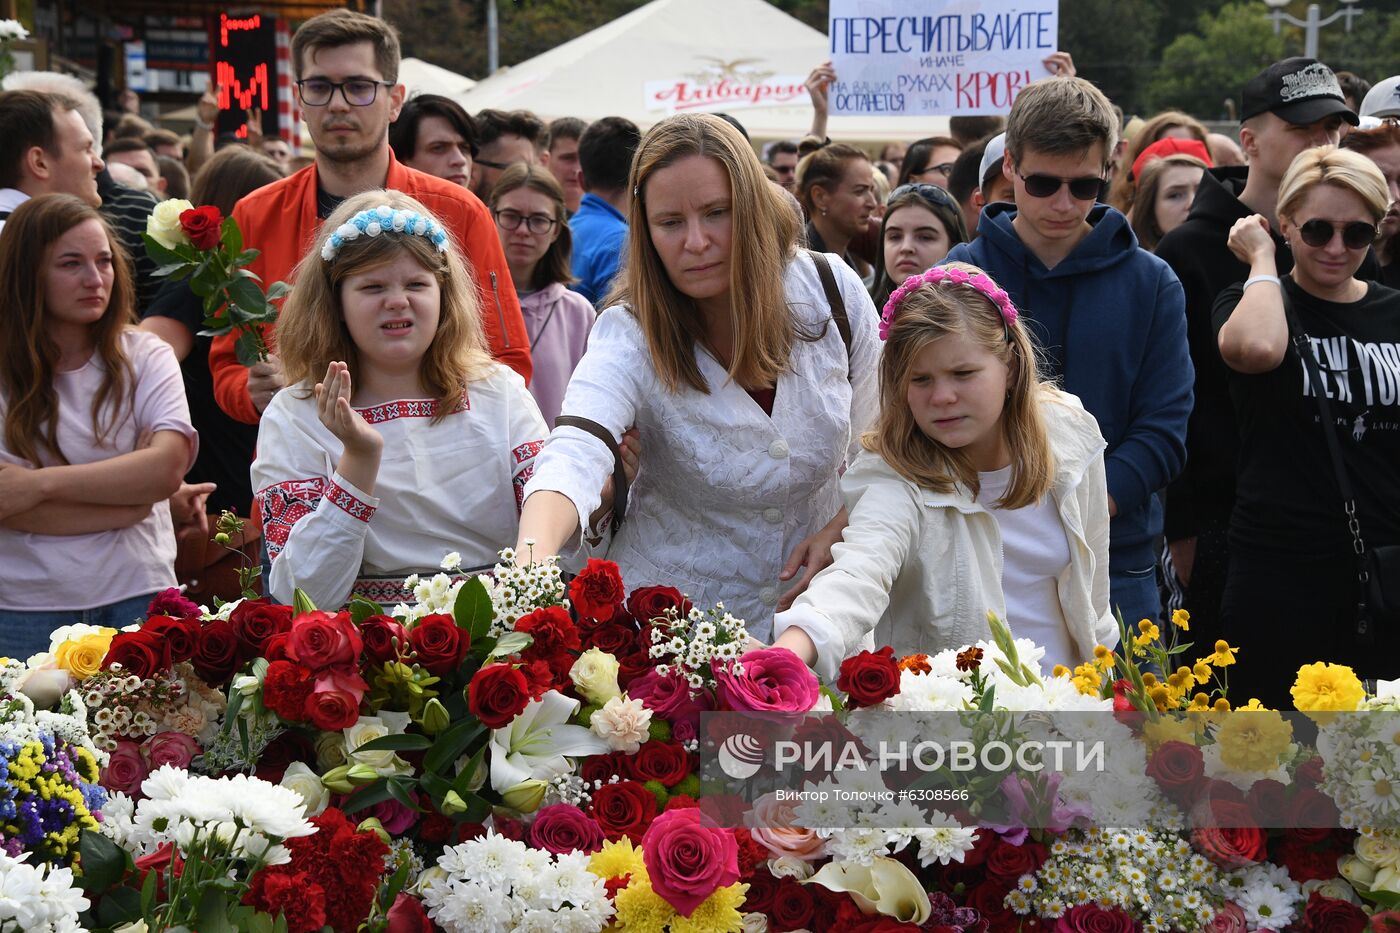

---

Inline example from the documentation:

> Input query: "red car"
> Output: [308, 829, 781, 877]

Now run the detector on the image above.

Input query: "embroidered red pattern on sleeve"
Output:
[258, 476, 375, 560]
[511, 440, 545, 513]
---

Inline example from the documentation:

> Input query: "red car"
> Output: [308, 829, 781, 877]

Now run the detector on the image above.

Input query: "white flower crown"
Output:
[320, 205, 450, 262]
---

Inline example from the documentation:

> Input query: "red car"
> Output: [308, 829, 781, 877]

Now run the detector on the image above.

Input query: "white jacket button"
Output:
[768, 439, 789, 459]
[763, 507, 782, 524]
[759, 586, 778, 606]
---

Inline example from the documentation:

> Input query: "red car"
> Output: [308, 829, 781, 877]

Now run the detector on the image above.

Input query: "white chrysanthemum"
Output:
[885, 670, 973, 711]
[1236, 882, 1297, 930]
[426, 880, 513, 933]
[441, 833, 527, 889]
[911, 816, 978, 867]
[441, 551, 463, 571]
[220, 774, 315, 839]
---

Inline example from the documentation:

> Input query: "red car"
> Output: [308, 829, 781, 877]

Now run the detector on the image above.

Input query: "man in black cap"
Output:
[1154, 57, 1359, 645]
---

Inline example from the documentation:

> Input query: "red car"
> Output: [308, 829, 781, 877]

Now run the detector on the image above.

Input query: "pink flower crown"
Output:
[879, 266, 1018, 341]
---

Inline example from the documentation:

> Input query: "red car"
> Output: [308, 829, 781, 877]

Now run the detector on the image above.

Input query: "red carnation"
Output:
[516, 605, 581, 656]
[836, 645, 901, 708]
[569, 558, 626, 622]
[262, 660, 315, 723]
[178, 204, 224, 250]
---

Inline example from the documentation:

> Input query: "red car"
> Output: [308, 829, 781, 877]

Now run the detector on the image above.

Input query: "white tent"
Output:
[452, 0, 947, 143]
[400, 57, 477, 98]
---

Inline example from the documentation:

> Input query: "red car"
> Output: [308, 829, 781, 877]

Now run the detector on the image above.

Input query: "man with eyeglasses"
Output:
[1154, 58, 1362, 645]
[766, 140, 799, 193]
[944, 75, 1193, 634]
[208, 9, 530, 425]
[470, 109, 544, 202]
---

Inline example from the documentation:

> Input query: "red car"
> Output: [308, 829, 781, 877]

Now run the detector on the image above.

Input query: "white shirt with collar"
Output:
[525, 250, 881, 639]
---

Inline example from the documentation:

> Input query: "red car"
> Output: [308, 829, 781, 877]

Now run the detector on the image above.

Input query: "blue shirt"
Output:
[569, 193, 627, 306]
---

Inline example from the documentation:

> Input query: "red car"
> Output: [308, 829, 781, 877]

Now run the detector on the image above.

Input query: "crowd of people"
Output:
[1, 8, 1398, 708]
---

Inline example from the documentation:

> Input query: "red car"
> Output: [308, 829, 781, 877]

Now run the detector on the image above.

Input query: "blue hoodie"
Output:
[944, 202, 1193, 565]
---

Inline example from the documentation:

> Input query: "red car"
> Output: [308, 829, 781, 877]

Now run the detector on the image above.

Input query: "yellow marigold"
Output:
[1142, 716, 1197, 750]
[590, 837, 646, 881]
[614, 877, 674, 933]
[1171, 609, 1190, 631]
[1207, 641, 1237, 667]
[669, 882, 749, 933]
[1216, 708, 1293, 772]
[1291, 662, 1365, 714]
[55, 632, 113, 680]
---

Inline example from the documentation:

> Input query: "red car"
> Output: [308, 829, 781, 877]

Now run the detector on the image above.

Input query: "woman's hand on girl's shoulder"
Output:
[314, 362, 383, 455]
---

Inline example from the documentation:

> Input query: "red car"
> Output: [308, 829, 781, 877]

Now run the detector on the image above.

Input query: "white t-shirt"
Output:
[0, 329, 197, 611]
[978, 465, 1077, 670]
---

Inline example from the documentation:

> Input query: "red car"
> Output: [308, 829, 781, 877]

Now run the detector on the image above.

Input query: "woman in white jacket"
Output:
[773, 263, 1118, 682]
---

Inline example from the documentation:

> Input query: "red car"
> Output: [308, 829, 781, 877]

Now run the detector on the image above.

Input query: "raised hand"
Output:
[314, 362, 382, 456]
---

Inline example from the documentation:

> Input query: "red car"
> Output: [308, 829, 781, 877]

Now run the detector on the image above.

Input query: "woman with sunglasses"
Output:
[490, 163, 595, 427]
[871, 183, 970, 309]
[1216, 146, 1400, 705]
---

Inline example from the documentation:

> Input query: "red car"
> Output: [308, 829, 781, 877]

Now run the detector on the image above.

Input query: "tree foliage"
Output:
[1145, 2, 1285, 119]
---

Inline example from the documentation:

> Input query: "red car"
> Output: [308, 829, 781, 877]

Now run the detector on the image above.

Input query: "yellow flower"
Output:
[670, 883, 749, 933]
[1213, 698, 1231, 712]
[590, 837, 646, 881]
[1170, 609, 1190, 631]
[1141, 672, 1159, 688]
[1236, 698, 1271, 711]
[1142, 716, 1197, 750]
[1216, 708, 1293, 772]
[54, 632, 114, 680]
[1188, 693, 1211, 712]
[1137, 619, 1160, 641]
[1207, 640, 1237, 667]
[1052, 664, 1070, 678]
[1291, 662, 1364, 713]
[614, 877, 674, 933]
[1148, 685, 1171, 711]
[1192, 662, 1213, 686]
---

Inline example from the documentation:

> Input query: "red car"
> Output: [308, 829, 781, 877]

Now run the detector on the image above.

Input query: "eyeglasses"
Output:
[1297, 219, 1377, 250]
[296, 78, 394, 107]
[1017, 171, 1106, 201]
[916, 162, 956, 180]
[476, 157, 518, 171]
[494, 209, 558, 235]
[890, 182, 958, 210]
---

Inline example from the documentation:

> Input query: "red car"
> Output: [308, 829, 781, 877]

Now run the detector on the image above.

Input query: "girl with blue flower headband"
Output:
[771, 261, 1118, 681]
[250, 191, 630, 608]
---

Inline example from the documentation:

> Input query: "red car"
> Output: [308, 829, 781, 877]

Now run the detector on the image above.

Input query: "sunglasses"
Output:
[891, 182, 958, 210]
[1297, 219, 1377, 250]
[1017, 171, 1106, 201]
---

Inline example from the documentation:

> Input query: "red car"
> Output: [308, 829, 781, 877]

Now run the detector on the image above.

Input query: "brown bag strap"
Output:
[554, 415, 627, 534]
[807, 249, 852, 363]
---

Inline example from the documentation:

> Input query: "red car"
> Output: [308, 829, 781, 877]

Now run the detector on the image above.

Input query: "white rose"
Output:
[570, 648, 622, 705]
[1357, 833, 1400, 871]
[279, 762, 329, 816]
[1339, 854, 1377, 887]
[768, 856, 815, 880]
[344, 715, 412, 777]
[15, 657, 73, 708]
[741, 913, 769, 933]
[146, 199, 194, 250]
[314, 730, 348, 770]
[590, 695, 652, 754]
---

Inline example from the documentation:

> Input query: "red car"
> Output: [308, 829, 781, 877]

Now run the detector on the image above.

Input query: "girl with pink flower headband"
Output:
[771, 262, 1119, 681]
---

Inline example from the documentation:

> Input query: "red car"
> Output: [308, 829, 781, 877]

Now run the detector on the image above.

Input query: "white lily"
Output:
[489, 690, 611, 793]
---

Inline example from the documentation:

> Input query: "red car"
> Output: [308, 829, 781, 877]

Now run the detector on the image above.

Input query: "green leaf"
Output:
[293, 589, 318, 615]
[191, 259, 224, 297]
[234, 329, 264, 367]
[94, 885, 142, 927]
[452, 744, 488, 798]
[152, 261, 190, 278]
[418, 769, 455, 800]
[350, 596, 385, 624]
[195, 886, 240, 933]
[356, 732, 433, 753]
[489, 631, 533, 659]
[140, 863, 158, 914]
[221, 215, 243, 255]
[227, 275, 269, 317]
[453, 576, 493, 639]
[222, 686, 246, 733]
[384, 857, 412, 907]
[343, 778, 397, 815]
[266, 280, 291, 300]
[423, 719, 485, 777]
[238, 714, 251, 760]
[385, 777, 425, 813]
[143, 233, 188, 264]
[77, 828, 126, 892]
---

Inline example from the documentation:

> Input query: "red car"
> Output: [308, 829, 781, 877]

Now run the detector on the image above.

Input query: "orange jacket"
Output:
[211, 154, 532, 424]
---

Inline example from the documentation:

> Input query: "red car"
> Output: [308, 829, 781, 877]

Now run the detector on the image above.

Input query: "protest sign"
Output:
[828, 0, 1060, 117]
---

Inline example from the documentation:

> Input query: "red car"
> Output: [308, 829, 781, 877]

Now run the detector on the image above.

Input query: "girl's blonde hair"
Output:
[1278, 145, 1389, 225]
[276, 190, 491, 420]
[614, 113, 801, 394]
[864, 261, 1054, 509]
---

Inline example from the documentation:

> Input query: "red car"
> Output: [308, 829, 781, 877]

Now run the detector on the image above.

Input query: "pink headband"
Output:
[879, 266, 1019, 341]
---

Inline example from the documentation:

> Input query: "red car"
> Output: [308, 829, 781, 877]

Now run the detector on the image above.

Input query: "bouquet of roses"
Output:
[143, 198, 288, 365]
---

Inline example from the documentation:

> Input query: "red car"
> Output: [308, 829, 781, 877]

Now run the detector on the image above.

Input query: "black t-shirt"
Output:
[1213, 277, 1400, 556]
[140, 279, 260, 515]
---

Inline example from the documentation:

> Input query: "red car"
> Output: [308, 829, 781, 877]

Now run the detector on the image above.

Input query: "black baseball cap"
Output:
[1240, 57, 1359, 126]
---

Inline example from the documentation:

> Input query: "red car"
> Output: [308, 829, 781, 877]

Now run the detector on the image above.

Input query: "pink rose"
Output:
[530, 803, 605, 855]
[287, 610, 362, 671]
[714, 647, 819, 712]
[1208, 903, 1248, 933]
[366, 796, 419, 836]
[1054, 904, 1137, 933]
[627, 669, 714, 731]
[747, 793, 827, 862]
[143, 731, 200, 770]
[641, 807, 739, 917]
[101, 740, 149, 796]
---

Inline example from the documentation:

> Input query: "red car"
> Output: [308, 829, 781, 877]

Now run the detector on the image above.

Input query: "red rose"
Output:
[529, 803, 605, 855]
[1286, 786, 1341, 830]
[103, 629, 170, 679]
[617, 649, 654, 689]
[1146, 741, 1204, 799]
[1054, 903, 1137, 932]
[288, 610, 362, 671]
[360, 615, 408, 666]
[409, 614, 468, 675]
[178, 204, 224, 250]
[837, 645, 901, 708]
[641, 808, 739, 917]
[262, 660, 315, 722]
[589, 779, 657, 843]
[986, 839, 1046, 884]
[585, 622, 638, 656]
[100, 740, 149, 795]
[1303, 891, 1369, 933]
[305, 687, 360, 730]
[1370, 911, 1400, 933]
[967, 881, 1015, 927]
[628, 739, 691, 787]
[386, 893, 432, 933]
[262, 632, 293, 663]
[140, 615, 201, 664]
[1275, 836, 1341, 883]
[1297, 755, 1326, 786]
[581, 751, 628, 786]
[770, 877, 815, 931]
[569, 558, 626, 622]
[230, 599, 293, 658]
[1191, 801, 1267, 868]
[516, 605, 581, 655]
[743, 873, 777, 914]
[1246, 779, 1289, 826]
[626, 585, 692, 623]
[192, 618, 243, 684]
[468, 664, 532, 728]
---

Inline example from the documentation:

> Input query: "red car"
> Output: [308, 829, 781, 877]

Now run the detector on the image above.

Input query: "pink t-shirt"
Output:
[0, 329, 197, 611]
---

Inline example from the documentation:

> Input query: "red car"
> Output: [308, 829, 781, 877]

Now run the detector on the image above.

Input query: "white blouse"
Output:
[252, 364, 547, 609]
[524, 251, 880, 639]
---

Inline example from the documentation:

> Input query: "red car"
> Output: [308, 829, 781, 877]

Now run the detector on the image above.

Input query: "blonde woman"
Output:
[518, 114, 880, 639]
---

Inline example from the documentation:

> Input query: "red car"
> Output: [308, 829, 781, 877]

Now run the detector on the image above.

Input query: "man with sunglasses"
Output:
[208, 9, 531, 425]
[1154, 58, 1361, 645]
[944, 75, 1193, 634]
